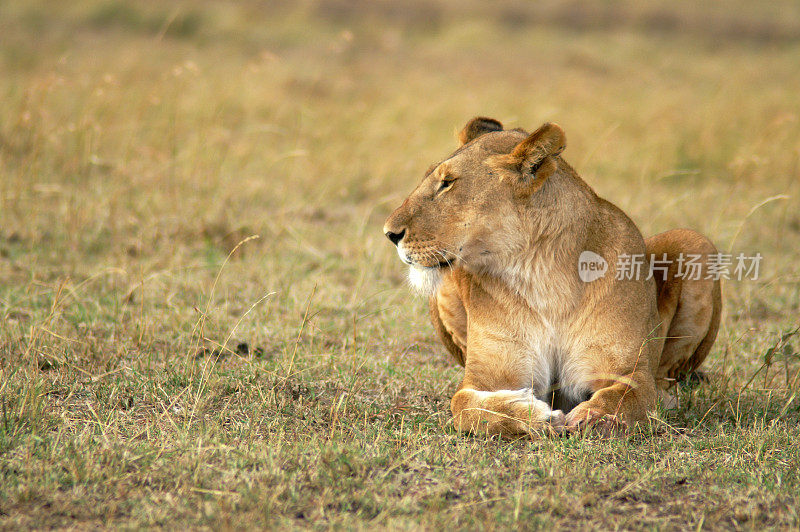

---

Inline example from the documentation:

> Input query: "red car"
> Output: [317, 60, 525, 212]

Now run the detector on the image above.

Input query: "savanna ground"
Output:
[1, 0, 800, 529]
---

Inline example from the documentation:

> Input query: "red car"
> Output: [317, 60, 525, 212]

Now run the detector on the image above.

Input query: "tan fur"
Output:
[384, 117, 722, 437]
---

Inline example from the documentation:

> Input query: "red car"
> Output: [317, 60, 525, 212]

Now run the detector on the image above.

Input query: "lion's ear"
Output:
[489, 122, 565, 196]
[457, 116, 503, 145]
[510, 122, 566, 172]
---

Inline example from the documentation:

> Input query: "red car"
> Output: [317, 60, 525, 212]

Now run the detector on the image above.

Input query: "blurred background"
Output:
[1, 1, 799, 527]
[2, 0, 799, 330]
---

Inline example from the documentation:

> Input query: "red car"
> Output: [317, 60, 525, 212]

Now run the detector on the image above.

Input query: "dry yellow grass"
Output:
[1, 0, 799, 528]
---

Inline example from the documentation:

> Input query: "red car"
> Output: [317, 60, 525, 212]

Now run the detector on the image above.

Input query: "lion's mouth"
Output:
[423, 254, 455, 269]
[397, 244, 455, 269]
[429, 251, 457, 269]
[406, 260, 450, 269]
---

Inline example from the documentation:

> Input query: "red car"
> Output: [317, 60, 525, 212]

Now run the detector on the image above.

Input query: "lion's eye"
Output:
[437, 177, 456, 194]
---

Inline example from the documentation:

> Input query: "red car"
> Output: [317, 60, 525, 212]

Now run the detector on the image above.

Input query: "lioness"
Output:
[383, 117, 721, 436]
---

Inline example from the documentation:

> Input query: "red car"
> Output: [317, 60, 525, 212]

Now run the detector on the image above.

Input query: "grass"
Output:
[1, 0, 800, 528]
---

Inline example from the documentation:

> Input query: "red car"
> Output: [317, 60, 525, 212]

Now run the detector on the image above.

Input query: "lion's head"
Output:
[383, 117, 574, 294]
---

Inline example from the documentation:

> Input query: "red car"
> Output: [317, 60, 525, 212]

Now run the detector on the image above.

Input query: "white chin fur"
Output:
[407, 266, 442, 296]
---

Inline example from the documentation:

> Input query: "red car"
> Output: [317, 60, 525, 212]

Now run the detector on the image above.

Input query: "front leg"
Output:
[449, 283, 566, 437]
[451, 386, 565, 437]
[565, 368, 657, 436]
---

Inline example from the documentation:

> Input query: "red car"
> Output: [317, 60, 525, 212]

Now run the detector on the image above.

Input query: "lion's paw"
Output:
[547, 409, 566, 435]
[549, 409, 566, 426]
[565, 407, 627, 438]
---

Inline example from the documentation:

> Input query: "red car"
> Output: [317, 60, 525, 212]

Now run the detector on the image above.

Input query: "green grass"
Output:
[1, 0, 800, 528]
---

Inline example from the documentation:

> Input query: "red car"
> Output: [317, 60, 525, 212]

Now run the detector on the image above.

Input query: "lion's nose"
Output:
[385, 228, 406, 246]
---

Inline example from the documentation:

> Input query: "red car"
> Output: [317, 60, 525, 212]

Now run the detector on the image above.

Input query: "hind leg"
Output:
[645, 229, 722, 395]
[658, 278, 721, 381]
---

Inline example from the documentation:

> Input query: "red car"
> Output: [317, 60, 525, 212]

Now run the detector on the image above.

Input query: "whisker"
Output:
[434, 249, 454, 268]
[436, 247, 469, 267]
